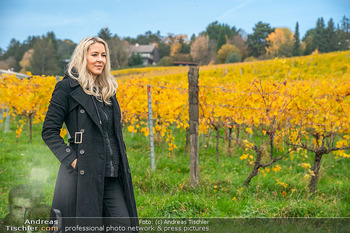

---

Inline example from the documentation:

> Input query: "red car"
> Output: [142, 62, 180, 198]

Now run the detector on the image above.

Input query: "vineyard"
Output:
[1, 51, 350, 219]
[113, 50, 350, 192]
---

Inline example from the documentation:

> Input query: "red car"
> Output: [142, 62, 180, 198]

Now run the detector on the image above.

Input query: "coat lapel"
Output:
[68, 77, 103, 132]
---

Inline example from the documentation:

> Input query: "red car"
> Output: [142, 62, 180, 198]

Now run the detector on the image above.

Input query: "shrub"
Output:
[225, 52, 241, 63]
[217, 44, 241, 63]
[157, 56, 174, 66]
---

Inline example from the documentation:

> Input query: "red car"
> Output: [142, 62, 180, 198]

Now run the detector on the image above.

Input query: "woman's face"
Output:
[86, 42, 106, 78]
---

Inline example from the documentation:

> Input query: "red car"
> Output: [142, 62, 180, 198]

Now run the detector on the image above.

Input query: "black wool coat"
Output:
[42, 75, 138, 226]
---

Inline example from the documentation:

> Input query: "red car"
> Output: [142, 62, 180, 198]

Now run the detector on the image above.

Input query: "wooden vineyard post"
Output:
[188, 66, 199, 187]
[147, 84, 155, 170]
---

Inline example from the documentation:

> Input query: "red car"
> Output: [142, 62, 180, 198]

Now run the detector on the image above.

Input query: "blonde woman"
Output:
[42, 37, 138, 231]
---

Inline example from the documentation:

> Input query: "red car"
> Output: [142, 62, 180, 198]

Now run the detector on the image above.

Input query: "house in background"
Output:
[129, 43, 160, 65]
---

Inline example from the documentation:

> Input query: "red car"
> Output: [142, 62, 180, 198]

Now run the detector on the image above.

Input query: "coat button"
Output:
[128, 168, 131, 174]
[66, 148, 71, 153]
[79, 149, 85, 154]
[80, 170, 85, 175]
[80, 109, 85, 114]
[80, 129, 85, 133]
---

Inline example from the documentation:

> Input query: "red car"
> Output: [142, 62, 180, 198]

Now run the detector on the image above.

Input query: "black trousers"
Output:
[102, 177, 131, 232]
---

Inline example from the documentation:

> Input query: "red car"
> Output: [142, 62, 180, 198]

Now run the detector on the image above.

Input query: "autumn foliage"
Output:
[1, 50, 349, 192]
[113, 51, 350, 191]
[0, 73, 57, 141]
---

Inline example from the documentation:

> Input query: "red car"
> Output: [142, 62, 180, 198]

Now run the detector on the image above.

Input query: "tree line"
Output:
[0, 16, 349, 76]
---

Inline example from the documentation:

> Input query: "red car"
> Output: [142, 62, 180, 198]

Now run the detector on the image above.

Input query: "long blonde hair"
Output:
[67, 36, 117, 105]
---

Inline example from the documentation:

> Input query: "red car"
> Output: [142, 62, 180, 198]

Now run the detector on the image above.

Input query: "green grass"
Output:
[1, 119, 350, 221]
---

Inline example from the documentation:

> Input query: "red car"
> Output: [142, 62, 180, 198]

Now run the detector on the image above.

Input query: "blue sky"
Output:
[0, 0, 349, 50]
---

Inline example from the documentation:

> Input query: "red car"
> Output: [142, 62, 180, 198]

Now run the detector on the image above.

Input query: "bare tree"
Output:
[190, 35, 211, 65]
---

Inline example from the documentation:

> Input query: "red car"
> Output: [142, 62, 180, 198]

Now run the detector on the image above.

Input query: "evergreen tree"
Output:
[302, 29, 316, 55]
[340, 15, 350, 33]
[247, 21, 274, 58]
[23, 36, 38, 47]
[326, 18, 337, 52]
[205, 21, 222, 41]
[2, 37, 37, 71]
[125, 30, 162, 45]
[179, 37, 190, 53]
[158, 43, 171, 59]
[2, 39, 21, 70]
[335, 15, 350, 51]
[314, 17, 327, 52]
[190, 34, 196, 45]
[144, 30, 162, 44]
[216, 28, 226, 51]
[57, 39, 76, 60]
[292, 22, 302, 56]
[47, 31, 58, 51]
[30, 33, 60, 75]
[98, 27, 112, 41]
[3, 39, 20, 59]
[205, 21, 239, 41]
